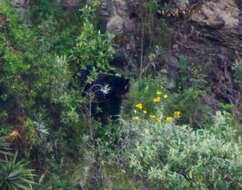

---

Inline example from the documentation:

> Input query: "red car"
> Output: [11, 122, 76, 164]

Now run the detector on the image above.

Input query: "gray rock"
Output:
[190, 0, 241, 52]
[61, 0, 82, 8]
[10, 0, 29, 8]
[191, 0, 240, 29]
[106, 16, 135, 34]
[106, 16, 125, 34]
[172, 0, 189, 10]
[54, 0, 84, 9]
[101, 0, 139, 72]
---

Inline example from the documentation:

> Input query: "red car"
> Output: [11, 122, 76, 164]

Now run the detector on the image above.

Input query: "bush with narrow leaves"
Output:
[0, 152, 35, 190]
[115, 111, 241, 190]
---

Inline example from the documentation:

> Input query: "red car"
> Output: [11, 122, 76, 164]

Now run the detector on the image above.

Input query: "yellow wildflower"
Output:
[135, 103, 143, 109]
[156, 91, 162, 95]
[157, 118, 161, 123]
[153, 97, 161, 102]
[149, 114, 156, 119]
[143, 110, 147, 114]
[174, 111, 181, 118]
[163, 94, 168, 99]
[166, 116, 173, 121]
[133, 116, 140, 120]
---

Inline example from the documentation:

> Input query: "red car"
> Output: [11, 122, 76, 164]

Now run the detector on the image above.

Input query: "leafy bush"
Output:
[30, 0, 59, 23]
[162, 56, 211, 128]
[0, 2, 89, 182]
[115, 111, 241, 190]
[126, 74, 168, 117]
[69, 5, 114, 76]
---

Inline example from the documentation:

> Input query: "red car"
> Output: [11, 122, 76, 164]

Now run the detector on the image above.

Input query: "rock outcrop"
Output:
[55, 0, 82, 8]
[99, 0, 241, 119]
[164, 0, 241, 119]
[190, 0, 241, 53]
[100, 0, 139, 73]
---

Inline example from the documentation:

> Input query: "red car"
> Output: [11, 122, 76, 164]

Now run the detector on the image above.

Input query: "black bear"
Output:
[83, 74, 130, 124]
[71, 68, 130, 124]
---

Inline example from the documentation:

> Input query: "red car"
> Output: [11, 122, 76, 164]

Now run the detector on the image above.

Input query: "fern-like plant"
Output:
[0, 136, 11, 158]
[0, 153, 35, 190]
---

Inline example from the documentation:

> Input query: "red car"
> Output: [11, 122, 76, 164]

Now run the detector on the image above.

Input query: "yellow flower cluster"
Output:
[156, 91, 162, 95]
[153, 91, 168, 102]
[174, 111, 181, 118]
[135, 103, 143, 109]
[153, 97, 161, 102]
[166, 117, 173, 121]
[133, 89, 181, 124]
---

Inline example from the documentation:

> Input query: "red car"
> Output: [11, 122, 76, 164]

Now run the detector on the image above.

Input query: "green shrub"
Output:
[69, 5, 114, 77]
[116, 111, 241, 190]
[126, 75, 168, 118]
[30, 0, 59, 23]
[163, 56, 211, 128]
[126, 60, 210, 128]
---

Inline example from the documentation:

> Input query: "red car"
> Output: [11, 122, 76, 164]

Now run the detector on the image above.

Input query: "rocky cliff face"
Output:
[100, 0, 242, 119]
[190, 0, 241, 52]
[99, 0, 241, 67]
[165, 0, 241, 118]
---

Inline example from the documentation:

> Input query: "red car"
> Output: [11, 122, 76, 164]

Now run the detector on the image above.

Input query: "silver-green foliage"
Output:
[119, 112, 241, 190]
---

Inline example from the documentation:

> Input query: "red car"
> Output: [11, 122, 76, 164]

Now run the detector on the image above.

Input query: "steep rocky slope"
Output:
[100, 0, 242, 121]
[11, 0, 242, 121]
[164, 0, 241, 117]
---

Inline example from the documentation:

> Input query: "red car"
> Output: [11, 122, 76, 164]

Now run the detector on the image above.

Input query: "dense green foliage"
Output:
[118, 112, 241, 190]
[0, 0, 241, 189]
[70, 5, 114, 73]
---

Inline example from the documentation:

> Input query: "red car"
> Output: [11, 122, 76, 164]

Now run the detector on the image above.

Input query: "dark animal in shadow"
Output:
[70, 68, 130, 124]
[83, 74, 130, 124]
